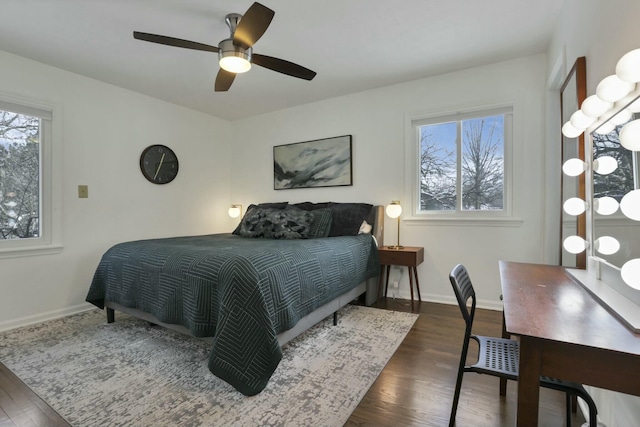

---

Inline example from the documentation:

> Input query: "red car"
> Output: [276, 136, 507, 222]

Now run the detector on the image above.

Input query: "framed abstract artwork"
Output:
[273, 134, 353, 190]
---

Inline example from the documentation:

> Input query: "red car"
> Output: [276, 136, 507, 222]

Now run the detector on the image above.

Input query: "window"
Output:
[406, 106, 513, 221]
[0, 96, 60, 257]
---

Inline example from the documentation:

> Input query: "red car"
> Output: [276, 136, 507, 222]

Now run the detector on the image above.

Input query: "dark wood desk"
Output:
[499, 260, 640, 427]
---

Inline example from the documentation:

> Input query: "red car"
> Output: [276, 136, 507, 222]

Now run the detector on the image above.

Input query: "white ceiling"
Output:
[0, 0, 562, 121]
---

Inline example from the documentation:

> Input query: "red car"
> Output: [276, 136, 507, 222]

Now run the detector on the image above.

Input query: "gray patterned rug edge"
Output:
[0, 305, 418, 427]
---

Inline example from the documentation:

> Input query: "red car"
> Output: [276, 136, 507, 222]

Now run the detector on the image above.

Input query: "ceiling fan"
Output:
[133, 2, 316, 92]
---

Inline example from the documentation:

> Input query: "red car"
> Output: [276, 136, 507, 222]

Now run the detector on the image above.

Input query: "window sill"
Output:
[404, 216, 523, 227]
[0, 244, 63, 259]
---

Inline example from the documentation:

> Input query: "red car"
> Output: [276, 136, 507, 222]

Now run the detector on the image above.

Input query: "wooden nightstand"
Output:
[377, 246, 424, 302]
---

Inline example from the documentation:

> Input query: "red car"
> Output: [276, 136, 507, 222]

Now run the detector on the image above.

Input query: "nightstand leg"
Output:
[408, 267, 414, 301]
[384, 265, 391, 297]
[413, 266, 421, 301]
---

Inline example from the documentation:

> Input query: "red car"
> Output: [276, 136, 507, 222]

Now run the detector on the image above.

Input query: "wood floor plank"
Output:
[346, 299, 586, 427]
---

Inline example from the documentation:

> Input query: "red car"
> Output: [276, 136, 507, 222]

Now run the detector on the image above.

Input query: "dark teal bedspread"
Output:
[86, 233, 379, 395]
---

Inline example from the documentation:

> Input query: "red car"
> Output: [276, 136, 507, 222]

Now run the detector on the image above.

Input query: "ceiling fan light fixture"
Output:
[218, 39, 252, 73]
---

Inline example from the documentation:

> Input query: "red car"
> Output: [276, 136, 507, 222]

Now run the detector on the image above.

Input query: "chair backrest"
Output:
[449, 264, 477, 338]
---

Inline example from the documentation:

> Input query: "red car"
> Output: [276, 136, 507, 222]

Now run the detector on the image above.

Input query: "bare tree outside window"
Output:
[0, 110, 41, 240]
[419, 114, 505, 212]
[461, 116, 504, 210]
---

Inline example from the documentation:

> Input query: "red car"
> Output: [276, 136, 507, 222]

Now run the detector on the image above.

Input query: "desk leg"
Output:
[500, 311, 508, 395]
[517, 336, 541, 427]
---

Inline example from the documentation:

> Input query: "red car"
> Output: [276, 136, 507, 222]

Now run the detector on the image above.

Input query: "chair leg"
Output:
[565, 393, 571, 427]
[449, 368, 464, 427]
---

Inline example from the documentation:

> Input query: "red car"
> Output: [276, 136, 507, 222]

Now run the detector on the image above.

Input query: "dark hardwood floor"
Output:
[0, 299, 585, 427]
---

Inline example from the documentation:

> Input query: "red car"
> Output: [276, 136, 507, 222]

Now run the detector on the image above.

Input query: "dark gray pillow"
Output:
[232, 202, 288, 235]
[270, 206, 314, 239]
[306, 208, 333, 238]
[327, 203, 374, 236]
[237, 206, 313, 239]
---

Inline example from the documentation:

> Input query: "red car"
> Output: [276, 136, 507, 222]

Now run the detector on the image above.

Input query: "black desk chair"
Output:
[448, 264, 598, 427]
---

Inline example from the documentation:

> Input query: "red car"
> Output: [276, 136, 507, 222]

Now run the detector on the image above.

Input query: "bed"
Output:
[86, 202, 383, 395]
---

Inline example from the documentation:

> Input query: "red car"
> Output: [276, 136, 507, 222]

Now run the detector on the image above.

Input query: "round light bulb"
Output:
[594, 196, 619, 215]
[596, 75, 636, 103]
[563, 197, 586, 216]
[627, 97, 640, 113]
[621, 258, 640, 290]
[563, 235, 587, 254]
[593, 156, 618, 175]
[562, 121, 584, 138]
[562, 158, 587, 176]
[581, 95, 614, 118]
[228, 206, 241, 218]
[595, 236, 620, 255]
[595, 121, 617, 135]
[616, 49, 640, 83]
[620, 189, 640, 221]
[609, 108, 633, 125]
[386, 202, 402, 219]
[619, 119, 640, 151]
[570, 110, 595, 129]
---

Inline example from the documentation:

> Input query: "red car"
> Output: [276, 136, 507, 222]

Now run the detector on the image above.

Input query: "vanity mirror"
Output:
[561, 48, 640, 330]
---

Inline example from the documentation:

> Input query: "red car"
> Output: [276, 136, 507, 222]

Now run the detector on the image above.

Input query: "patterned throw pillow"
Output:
[270, 206, 314, 239]
[237, 206, 313, 239]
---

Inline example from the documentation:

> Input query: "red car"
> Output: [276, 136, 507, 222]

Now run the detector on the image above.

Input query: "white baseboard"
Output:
[0, 303, 96, 332]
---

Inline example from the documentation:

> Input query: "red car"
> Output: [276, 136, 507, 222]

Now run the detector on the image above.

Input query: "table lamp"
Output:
[385, 201, 403, 250]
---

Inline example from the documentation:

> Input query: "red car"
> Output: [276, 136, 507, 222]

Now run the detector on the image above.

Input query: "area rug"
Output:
[0, 305, 418, 427]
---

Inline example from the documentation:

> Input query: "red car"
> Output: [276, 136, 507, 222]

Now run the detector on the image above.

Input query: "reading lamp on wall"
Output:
[385, 201, 403, 250]
[228, 204, 242, 219]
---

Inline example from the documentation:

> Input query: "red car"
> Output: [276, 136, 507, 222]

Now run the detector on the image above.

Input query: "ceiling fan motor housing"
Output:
[218, 38, 252, 72]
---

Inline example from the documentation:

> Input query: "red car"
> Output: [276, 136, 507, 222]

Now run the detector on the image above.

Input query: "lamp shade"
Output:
[619, 119, 640, 151]
[609, 108, 633, 125]
[218, 39, 252, 73]
[228, 205, 242, 218]
[616, 49, 640, 83]
[386, 202, 402, 218]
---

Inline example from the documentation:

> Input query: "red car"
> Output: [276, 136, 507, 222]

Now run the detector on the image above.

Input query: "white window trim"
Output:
[403, 101, 521, 226]
[0, 93, 63, 259]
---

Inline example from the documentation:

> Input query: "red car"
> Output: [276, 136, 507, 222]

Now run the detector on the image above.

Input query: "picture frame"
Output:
[273, 134, 353, 190]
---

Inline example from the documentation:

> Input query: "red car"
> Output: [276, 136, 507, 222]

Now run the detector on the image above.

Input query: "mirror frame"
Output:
[559, 56, 587, 268]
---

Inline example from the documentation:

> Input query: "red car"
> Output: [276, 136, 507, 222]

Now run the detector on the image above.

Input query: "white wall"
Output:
[0, 50, 233, 330]
[231, 54, 548, 309]
[548, 1, 640, 425]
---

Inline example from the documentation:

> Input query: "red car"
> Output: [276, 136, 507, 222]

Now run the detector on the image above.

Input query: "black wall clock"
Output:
[140, 145, 179, 184]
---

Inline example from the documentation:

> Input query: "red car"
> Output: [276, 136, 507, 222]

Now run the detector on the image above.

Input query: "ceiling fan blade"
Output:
[215, 69, 236, 91]
[252, 54, 317, 81]
[233, 2, 274, 49]
[133, 31, 219, 53]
